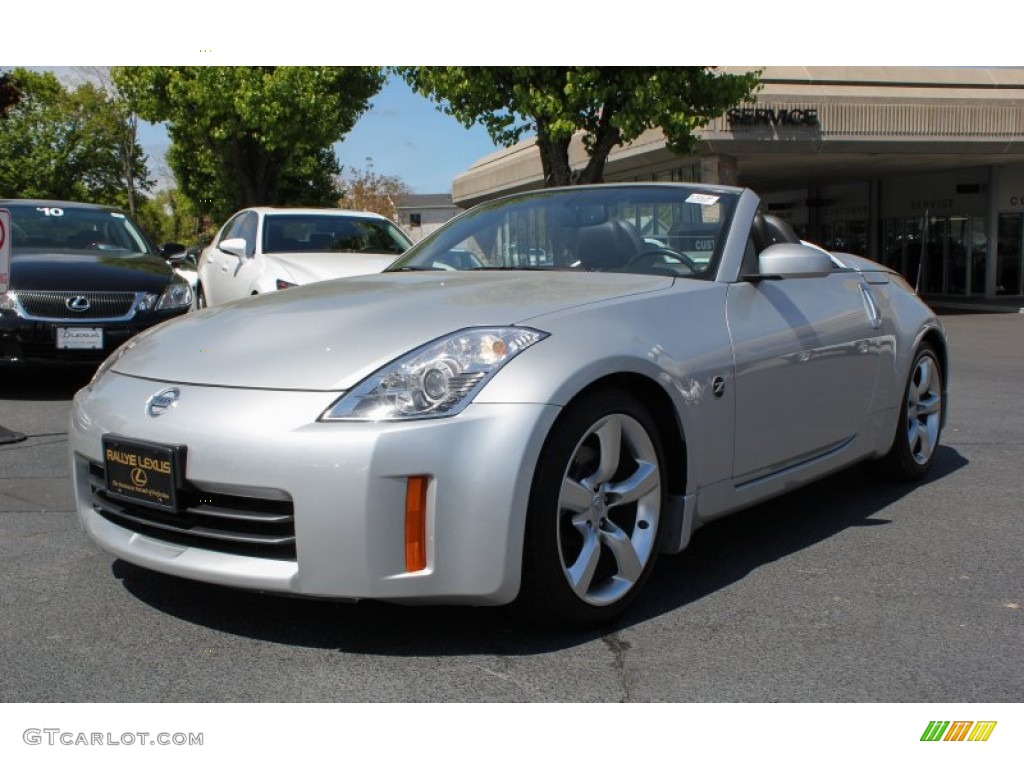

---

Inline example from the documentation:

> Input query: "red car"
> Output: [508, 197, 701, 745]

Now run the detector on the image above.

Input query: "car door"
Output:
[207, 212, 260, 305]
[725, 261, 883, 482]
[202, 213, 244, 305]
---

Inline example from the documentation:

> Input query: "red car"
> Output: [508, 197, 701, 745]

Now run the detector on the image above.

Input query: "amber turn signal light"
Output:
[405, 476, 428, 572]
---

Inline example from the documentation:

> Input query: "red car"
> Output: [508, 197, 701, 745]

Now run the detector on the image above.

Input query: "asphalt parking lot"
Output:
[0, 312, 1020, 703]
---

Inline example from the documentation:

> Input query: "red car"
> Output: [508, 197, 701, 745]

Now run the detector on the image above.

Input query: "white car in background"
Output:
[196, 207, 412, 308]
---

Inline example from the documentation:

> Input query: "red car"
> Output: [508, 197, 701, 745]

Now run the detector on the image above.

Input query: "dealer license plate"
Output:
[57, 327, 103, 350]
[102, 436, 186, 513]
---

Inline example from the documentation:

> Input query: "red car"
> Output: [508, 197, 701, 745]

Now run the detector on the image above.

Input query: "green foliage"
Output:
[397, 67, 761, 186]
[112, 67, 386, 222]
[0, 68, 151, 206]
[0, 71, 23, 118]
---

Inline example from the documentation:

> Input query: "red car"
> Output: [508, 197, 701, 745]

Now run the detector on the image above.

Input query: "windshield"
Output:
[263, 214, 412, 255]
[5, 203, 154, 255]
[389, 185, 739, 278]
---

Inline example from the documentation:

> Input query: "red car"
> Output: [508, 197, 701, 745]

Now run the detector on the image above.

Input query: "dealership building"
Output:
[452, 67, 1024, 299]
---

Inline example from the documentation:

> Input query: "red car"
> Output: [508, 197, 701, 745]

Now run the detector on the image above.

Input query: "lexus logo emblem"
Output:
[66, 295, 91, 312]
[146, 387, 180, 417]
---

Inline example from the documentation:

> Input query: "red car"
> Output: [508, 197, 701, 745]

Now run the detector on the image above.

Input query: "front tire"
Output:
[868, 342, 944, 481]
[196, 283, 208, 310]
[516, 390, 666, 627]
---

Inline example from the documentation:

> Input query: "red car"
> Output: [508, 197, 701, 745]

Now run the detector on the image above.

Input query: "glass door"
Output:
[921, 216, 947, 294]
[946, 216, 969, 295]
[881, 218, 923, 285]
[997, 214, 1023, 296]
[882, 214, 990, 295]
[969, 217, 987, 295]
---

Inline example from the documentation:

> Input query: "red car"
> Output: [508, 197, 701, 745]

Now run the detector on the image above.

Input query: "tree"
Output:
[111, 67, 386, 222]
[74, 67, 148, 216]
[337, 159, 410, 220]
[397, 67, 761, 187]
[0, 71, 23, 118]
[133, 188, 212, 247]
[0, 68, 151, 206]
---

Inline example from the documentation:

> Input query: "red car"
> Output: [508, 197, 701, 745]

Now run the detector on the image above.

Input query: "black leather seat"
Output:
[576, 219, 645, 270]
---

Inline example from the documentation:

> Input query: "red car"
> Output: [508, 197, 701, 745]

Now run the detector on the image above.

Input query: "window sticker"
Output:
[685, 194, 720, 206]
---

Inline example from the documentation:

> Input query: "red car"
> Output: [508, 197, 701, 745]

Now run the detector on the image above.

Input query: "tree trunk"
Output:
[577, 104, 621, 185]
[231, 137, 280, 209]
[537, 132, 573, 187]
[537, 104, 622, 187]
[122, 112, 139, 216]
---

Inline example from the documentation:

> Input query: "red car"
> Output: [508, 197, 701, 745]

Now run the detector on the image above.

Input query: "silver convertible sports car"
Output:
[69, 184, 947, 626]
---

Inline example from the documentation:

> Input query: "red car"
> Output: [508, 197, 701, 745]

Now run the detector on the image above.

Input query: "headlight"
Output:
[156, 281, 193, 310]
[0, 292, 18, 312]
[320, 327, 548, 421]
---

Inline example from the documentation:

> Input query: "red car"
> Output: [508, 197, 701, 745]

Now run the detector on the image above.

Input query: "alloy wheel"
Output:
[906, 352, 942, 465]
[556, 413, 661, 606]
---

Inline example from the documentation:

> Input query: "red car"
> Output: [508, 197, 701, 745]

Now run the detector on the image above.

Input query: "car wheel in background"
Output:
[516, 389, 665, 626]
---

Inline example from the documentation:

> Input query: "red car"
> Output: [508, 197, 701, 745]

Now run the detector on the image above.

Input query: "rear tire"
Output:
[515, 390, 666, 627]
[866, 343, 943, 481]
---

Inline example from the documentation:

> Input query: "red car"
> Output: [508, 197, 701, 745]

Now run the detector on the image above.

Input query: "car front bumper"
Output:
[69, 371, 559, 605]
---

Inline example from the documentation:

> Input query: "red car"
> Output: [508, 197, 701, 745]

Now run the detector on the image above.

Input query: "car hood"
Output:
[112, 270, 673, 390]
[10, 250, 176, 292]
[269, 252, 397, 284]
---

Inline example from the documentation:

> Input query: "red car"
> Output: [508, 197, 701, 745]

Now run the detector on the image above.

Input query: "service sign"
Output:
[0, 208, 10, 293]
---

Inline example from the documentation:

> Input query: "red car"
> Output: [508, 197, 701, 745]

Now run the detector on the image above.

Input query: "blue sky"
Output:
[132, 73, 502, 195]
[332, 75, 503, 194]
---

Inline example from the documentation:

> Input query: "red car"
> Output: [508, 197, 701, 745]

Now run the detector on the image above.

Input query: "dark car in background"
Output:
[0, 200, 193, 365]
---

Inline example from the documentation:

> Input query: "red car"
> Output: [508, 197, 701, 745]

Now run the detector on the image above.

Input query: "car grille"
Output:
[88, 463, 297, 560]
[16, 291, 138, 320]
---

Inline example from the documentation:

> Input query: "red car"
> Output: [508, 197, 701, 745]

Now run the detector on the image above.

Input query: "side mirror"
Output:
[218, 238, 249, 258]
[755, 243, 833, 279]
[159, 242, 187, 259]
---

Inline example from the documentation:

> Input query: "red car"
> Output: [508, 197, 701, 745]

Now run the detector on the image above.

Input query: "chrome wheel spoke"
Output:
[586, 416, 622, 486]
[917, 358, 936, 398]
[598, 521, 644, 582]
[907, 419, 921, 450]
[565, 530, 601, 597]
[916, 423, 935, 462]
[918, 394, 941, 417]
[605, 460, 659, 507]
[560, 476, 593, 514]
